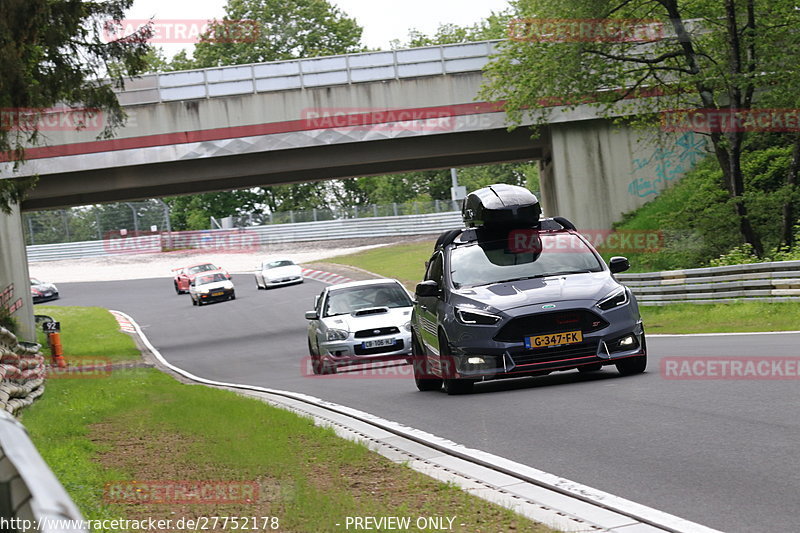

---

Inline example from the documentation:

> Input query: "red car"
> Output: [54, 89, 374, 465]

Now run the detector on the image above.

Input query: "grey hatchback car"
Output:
[411, 185, 646, 394]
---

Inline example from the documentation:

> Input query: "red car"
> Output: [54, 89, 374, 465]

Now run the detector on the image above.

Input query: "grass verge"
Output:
[22, 308, 554, 533]
[34, 305, 141, 363]
[327, 240, 433, 288]
[326, 241, 800, 333]
[640, 302, 800, 334]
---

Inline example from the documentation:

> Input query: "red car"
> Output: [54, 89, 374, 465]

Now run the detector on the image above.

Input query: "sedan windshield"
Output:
[196, 273, 228, 285]
[264, 260, 295, 269]
[449, 232, 603, 289]
[188, 264, 217, 274]
[324, 284, 412, 317]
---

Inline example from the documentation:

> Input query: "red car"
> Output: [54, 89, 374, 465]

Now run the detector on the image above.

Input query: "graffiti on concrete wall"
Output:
[628, 132, 708, 198]
[1, 284, 22, 314]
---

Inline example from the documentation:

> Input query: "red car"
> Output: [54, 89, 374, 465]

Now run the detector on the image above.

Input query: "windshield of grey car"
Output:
[449, 232, 603, 288]
[324, 284, 412, 316]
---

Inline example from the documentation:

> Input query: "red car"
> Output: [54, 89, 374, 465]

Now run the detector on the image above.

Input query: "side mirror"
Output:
[415, 280, 441, 297]
[609, 256, 630, 274]
[305, 310, 319, 320]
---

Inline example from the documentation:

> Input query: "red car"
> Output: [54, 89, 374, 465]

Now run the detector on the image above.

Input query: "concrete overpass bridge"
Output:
[0, 40, 707, 339]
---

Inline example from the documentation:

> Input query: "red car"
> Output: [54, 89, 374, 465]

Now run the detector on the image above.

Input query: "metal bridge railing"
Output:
[115, 41, 500, 106]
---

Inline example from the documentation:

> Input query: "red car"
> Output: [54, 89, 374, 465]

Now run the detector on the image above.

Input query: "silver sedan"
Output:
[305, 279, 413, 374]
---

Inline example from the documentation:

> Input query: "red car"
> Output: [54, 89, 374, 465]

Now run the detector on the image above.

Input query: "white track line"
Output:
[112, 309, 722, 533]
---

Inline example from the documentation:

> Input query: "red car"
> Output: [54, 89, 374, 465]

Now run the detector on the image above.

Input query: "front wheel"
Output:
[230, 292, 236, 301]
[616, 354, 647, 375]
[412, 332, 442, 391]
[443, 378, 473, 395]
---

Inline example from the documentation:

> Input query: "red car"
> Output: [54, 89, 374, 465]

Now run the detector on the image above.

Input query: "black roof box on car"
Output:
[462, 184, 542, 229]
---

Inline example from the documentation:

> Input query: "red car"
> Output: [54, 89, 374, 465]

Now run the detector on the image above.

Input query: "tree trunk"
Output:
[781, 134, 800, 248]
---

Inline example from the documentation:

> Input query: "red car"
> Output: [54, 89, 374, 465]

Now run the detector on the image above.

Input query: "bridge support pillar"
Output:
[0, 205, 35, 341]
[544, 119, 707, 230]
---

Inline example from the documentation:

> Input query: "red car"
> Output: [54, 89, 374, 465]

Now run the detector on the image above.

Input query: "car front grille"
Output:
[354, 327, 401, 339]
[354, 339, 405, 355]
[510, 341, 600, 367]
[494, 310, 608, 343]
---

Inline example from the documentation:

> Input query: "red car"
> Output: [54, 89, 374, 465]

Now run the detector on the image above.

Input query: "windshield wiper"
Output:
[485, 270, 595, 286]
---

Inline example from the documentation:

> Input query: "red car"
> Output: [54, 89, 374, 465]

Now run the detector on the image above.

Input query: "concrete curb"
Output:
[110, 309, 721, 533]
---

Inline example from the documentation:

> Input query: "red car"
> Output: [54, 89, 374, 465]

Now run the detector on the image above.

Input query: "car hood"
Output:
[452, 272, 620, 312]
[195, 280, 234, 291]
[263, 265, 302, 279]
[321, 306, 412, 332]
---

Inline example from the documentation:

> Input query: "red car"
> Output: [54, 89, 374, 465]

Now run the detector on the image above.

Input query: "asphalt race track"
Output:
[48, 275, 800, 533]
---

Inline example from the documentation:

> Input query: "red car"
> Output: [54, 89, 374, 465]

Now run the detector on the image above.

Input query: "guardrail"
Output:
[0, 411, 87, 532]
[27, 211, 463, 262]
[116, 41, 499, 106]
[617, 260, 800, 305]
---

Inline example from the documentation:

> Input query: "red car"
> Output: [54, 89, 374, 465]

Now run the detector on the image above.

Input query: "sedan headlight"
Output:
[326, 329, 349, 341]
[455, 307, 501, 325]
[597, 287, 629, 310]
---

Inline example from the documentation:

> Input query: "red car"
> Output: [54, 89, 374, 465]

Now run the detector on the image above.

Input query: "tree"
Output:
[192, 0, 363, 68]
[396, 11, 512, 48]
[482, 0, 800, 256]
[0, 0, 152, 213]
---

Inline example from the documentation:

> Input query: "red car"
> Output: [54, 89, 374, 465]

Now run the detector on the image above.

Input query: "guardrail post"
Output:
[290, 210, 295, 224]
[393, 203, 398, 216]
[354, 205, 359, 218]
[313, 208, 317, 222]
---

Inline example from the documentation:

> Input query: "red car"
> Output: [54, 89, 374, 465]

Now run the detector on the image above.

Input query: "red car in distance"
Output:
[173, 262, 230, 294]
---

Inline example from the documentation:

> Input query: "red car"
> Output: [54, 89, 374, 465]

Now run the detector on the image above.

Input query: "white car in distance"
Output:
[190, 271, 236, 306]
[255, 258, 304, 289]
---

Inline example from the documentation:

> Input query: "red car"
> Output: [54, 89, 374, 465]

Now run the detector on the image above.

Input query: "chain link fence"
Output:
[22, 200, 171, 246]
[224, 199, 463, 227]
[24, 199, 466, 245]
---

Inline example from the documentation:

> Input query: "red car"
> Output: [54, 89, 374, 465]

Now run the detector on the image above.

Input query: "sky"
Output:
[125, 0, 512, 57]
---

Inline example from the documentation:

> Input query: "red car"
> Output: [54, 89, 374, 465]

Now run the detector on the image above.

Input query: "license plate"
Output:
[525, 330, 583, 349]
[363, 338, 395, 349]
[211, 291, 224, 297]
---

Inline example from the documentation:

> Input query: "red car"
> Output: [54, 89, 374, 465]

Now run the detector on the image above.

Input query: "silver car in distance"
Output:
[255, 258, 304, 289]
[305, 279, 413, 374]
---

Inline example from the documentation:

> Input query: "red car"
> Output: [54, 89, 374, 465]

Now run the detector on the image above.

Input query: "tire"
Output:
[443, 378, 474, 395]
[230, 292, 236, 301]
[256, 278, 263, 290]
[616, 354, 647, 375]
[439, 331, 474, 395]
[192, 297, 197, 306]
[308, 340, 323, 375]
[411, 332, 442, 391]
[578, 363, 603, 373]
[174, 282, 181, 295]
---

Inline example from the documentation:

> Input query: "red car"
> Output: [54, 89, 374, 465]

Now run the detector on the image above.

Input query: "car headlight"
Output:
[403, 321, 412, 332]
[326, 329, 349, 341]
[198, 288, 210, 294]
[597, 287, 629, 310]
[455, 307, 501, 325]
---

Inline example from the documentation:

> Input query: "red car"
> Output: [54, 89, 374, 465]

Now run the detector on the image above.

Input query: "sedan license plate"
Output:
[525, 330, 583, 349]
[211, 291, 224, 297]
[362, 338, 395, 349]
